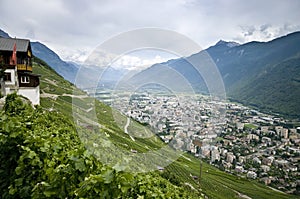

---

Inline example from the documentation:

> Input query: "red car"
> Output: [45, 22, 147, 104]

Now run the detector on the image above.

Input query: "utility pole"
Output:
[193, 139, 203, 189]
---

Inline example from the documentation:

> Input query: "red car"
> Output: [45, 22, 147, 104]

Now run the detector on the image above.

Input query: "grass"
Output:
[33, 61, 300, 199]
[244, 123, 258, 130]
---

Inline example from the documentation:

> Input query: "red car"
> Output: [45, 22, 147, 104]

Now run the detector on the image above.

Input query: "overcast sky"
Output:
[1, 0, 300, 64]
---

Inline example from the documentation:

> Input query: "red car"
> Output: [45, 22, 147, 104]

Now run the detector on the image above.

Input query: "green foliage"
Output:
[3, 93, 28, 116]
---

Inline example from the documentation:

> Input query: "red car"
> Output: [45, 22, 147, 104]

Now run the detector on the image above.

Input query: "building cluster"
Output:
[111, 91, 300, 195]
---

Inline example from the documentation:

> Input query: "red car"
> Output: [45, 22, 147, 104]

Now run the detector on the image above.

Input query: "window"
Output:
[21, 76, 30, 83]
[4, 72, 11, 82]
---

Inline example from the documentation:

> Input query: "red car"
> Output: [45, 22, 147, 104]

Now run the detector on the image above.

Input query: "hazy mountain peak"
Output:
[215, 40, 240, 48]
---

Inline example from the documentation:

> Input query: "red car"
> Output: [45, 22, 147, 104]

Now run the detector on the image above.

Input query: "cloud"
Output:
[241, 26, 256, 37]
[233, 23, 300, 44]
[0, 0, 300, 62]
[112, 52, 176, 71]
[260, 24, 271, 33]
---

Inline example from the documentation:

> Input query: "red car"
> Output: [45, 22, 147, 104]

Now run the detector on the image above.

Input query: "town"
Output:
[101, 90, 300, 195]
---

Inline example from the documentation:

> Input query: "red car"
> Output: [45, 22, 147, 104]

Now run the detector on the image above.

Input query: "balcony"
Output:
[17, 64, 32, 71]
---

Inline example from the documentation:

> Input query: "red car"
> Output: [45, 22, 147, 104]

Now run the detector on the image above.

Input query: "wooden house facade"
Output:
[0, 37, 40, 105]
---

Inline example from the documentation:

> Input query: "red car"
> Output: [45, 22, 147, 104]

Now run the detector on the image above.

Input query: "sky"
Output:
[0, 0, 300, 66]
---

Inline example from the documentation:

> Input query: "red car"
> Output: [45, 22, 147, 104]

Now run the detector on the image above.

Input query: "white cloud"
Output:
[0, 0, 299, 63]
[112, 54, 173, 71]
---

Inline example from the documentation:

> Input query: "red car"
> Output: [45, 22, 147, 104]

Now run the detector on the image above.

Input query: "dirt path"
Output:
[62, 93, 89, 99]
[40, 92, 59, 100]
[40, 92, 89, 100]
[44, 78, 58, 86]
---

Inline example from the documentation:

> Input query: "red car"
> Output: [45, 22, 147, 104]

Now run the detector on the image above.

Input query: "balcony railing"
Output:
[17, 64, 32, 71]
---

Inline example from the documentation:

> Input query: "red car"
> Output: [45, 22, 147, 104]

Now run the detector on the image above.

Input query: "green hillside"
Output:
[0, 58, 298, 198]
[232, 55, 300, 118]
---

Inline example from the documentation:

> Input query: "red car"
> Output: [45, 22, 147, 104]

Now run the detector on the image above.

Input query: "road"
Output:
[124, 117, 135, 141]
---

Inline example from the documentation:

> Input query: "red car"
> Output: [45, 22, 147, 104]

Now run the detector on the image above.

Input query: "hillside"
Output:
[28, 58, 299, 198]
[233, 55, 300, 117]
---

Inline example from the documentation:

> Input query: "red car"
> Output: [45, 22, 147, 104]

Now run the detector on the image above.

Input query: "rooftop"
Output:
[0, 37, 30, 52]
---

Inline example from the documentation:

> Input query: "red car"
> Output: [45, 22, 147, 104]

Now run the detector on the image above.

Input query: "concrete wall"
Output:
[18, 86, 40, 105]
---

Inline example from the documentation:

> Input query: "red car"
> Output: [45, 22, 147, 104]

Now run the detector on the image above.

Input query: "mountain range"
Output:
[136, 32, 300, 118]
[1, 28, 299, 118]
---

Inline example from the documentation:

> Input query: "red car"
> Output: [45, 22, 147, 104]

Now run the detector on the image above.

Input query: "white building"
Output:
[247, 171, 257, 179]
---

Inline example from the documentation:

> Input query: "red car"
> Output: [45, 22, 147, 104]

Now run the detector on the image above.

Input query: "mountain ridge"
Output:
[140, 31, 300, 118]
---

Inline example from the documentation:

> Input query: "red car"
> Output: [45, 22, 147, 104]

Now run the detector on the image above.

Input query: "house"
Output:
[235, 165, 244, 173]
[246, 171, 257, 179]
[280, 128, 289, 139]
[226, 152, 235, 164]
[260, 165, 270, 172]
[262, 156, 274, 166]
[260, 126, 269, 133]
[0, 38, 40, 105]
[210, 147, 220, 163]
[260, 177, 273, 185]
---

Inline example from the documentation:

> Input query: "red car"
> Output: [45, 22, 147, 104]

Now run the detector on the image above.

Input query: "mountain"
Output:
[31, 42, 79, 83]
[215, 40, 240, 48]
[139, 32, 300, 118]
[127, 40, 241, 95]
[209, 32, 300, 90]
[209, 31, 300, 117]
[0, 29, 10, 38]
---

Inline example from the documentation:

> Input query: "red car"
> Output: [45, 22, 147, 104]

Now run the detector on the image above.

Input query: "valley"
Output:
[31, 56, 299, 198]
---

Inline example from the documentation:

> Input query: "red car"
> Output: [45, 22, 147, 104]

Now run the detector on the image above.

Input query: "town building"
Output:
[0, 38, 40, 105]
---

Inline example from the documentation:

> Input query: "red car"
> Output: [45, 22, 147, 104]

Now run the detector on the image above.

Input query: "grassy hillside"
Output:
[232, 55, 300, 118]
[32, 58, 299, 199]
